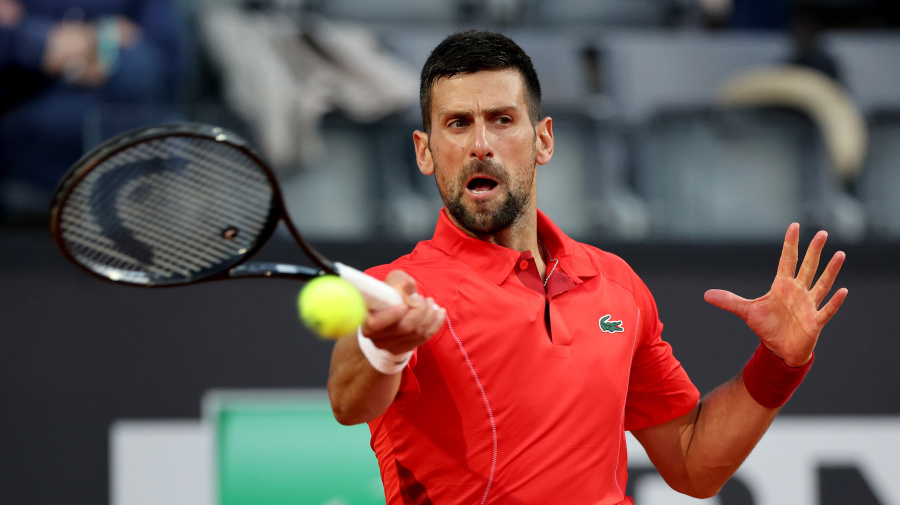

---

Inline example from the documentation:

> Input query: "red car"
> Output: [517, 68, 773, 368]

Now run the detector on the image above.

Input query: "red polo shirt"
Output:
[365, 209, 699, 504]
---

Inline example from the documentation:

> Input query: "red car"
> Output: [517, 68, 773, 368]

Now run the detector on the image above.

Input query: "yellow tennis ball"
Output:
[298, 276, 367, 339]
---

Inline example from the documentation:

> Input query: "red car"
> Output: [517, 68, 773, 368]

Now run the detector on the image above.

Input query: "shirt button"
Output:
[519, 260, 529, 270]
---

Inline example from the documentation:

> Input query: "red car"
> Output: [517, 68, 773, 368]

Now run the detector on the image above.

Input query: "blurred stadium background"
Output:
[2, 0, 900, 503]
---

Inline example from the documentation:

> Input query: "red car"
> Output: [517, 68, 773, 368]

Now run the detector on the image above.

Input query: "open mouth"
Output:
[466, 176, 499, 195]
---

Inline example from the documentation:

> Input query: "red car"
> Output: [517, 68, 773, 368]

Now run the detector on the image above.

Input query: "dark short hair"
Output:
[419, 30, 542, 133]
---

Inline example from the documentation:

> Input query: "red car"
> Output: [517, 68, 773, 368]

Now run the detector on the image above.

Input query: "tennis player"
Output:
[328, 30, 847, 504]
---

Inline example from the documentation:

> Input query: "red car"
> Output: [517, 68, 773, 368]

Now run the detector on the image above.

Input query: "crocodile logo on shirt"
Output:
[599, 315, 625, 333]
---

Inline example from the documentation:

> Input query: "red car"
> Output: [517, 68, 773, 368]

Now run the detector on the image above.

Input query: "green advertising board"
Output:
[207, 390, 385, 505]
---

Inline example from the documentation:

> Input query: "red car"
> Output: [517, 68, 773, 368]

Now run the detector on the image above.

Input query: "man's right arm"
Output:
[327, 270, 445, 425]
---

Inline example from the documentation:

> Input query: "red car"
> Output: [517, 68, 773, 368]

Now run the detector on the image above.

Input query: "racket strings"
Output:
[69, 142, 267, 279]
[59, 136, 275, 285]
[109, 147, 261, 256]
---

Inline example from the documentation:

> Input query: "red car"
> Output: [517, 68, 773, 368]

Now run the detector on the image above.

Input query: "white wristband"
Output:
[357, 327, 413, 375]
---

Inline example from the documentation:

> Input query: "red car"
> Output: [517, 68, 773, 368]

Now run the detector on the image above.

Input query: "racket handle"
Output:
[334, 262, 403, 310]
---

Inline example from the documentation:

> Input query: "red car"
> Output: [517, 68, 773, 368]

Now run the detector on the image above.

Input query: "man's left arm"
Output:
[632, 223, 848, 498]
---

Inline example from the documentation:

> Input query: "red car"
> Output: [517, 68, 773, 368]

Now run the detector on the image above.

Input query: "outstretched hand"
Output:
[704, 223, 848, 367]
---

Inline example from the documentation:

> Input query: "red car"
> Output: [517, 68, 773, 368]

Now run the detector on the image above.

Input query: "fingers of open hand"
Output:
[776, 223, 801, 279]
[810, 250, 848, 328]
[817, 287, 848, 327]
[704, 289, 751, 319]
[778, 226, 847, 318]
[791, 228, 847, 329]
[809, 251, 846, 306]
[786, 232, 848, 336]
[796, 230, 828, 288]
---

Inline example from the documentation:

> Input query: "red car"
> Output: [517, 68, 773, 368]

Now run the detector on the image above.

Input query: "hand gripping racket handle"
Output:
[333, 262, 403, 311]
[334, 262, 412, 374]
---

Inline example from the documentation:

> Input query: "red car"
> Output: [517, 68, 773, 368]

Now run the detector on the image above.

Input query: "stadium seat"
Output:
[635, 108, 811, 241]
[590, 31, 863, 241]
[823, 32, 900, 239]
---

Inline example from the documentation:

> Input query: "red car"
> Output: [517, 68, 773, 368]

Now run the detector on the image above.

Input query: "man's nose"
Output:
[470, 121, 493, 160]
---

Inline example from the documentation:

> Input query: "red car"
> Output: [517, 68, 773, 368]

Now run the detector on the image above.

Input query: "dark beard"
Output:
[440, 158, 529, 236]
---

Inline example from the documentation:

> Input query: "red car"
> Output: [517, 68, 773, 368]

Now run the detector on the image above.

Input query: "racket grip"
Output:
[334, 262, 403, 310]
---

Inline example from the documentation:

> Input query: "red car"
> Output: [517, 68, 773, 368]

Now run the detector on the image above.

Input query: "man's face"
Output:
[414, 69, 553, 237]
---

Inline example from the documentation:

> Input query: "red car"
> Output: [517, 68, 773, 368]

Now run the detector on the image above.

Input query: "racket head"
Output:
[50, 123, 316, 287]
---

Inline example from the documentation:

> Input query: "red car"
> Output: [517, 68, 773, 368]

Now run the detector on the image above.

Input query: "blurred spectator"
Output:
[709, 0, 900, 31]
[794, 0, 900, 31]
[722, 0, 791, 30]
[702, 0, 899, 81]
[790, 1, 900, 76]
[0, 0, 186, 225]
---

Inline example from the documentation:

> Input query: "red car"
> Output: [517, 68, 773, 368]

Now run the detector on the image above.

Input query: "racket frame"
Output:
[49, 122, 337, 286]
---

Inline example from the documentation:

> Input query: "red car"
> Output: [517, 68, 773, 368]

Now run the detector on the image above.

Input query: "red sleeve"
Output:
[623, 285, 700, 431]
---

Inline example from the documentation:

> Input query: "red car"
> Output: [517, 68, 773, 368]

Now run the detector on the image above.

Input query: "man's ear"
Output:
[535, 117, 554, 166]
[413, 130, 434, 175]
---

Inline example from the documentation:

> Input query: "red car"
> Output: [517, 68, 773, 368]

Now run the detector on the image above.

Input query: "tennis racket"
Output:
[49, 122, 402, 310]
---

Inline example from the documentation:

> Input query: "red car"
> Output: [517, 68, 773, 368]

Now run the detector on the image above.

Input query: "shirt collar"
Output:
[429, 208, 599, 286]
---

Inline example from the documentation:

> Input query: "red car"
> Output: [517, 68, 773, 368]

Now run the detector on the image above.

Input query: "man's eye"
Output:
[496, 116, 512, 125]
[448, 120, 467, 128]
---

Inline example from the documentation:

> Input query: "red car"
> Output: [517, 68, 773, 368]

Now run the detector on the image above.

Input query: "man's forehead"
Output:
[430, 69, 528, 110]
[432, 68, 524, 87]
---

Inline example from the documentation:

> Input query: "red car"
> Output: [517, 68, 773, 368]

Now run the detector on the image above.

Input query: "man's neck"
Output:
[454, 210, 548, 279]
